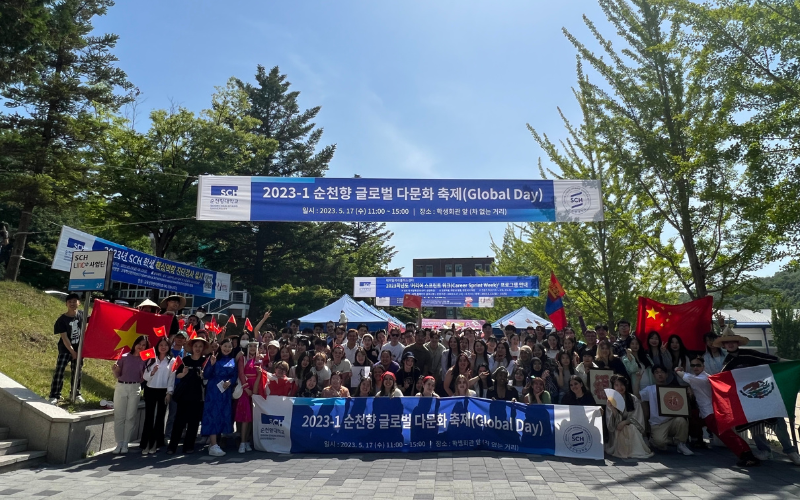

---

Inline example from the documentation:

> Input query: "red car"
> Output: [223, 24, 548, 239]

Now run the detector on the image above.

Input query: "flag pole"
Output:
[70, 291, 90, 402]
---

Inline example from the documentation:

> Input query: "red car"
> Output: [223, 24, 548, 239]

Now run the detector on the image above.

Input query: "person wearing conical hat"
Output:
[137, 299, 160, 314]
[718, 324, 800, 466]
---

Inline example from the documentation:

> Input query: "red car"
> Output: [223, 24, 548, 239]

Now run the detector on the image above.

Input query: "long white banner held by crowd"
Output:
[253, 396, 604, 460]
[196, 176, 604, 223]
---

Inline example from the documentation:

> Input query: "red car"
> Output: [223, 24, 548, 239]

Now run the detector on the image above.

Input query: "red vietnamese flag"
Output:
[82, 300, 174, 360]
[635, 296, 713, 352]
[245, 318, 254, 332]
[153, 325, 167, 337]
[139, 347, 156, 361]
[207, 316, 217, 331]
[187, 323, 197, 340]
[178, 318, 185, 330]
[171, 354, 184, 372]
[227, 315, 237, 326]
[403, 294, 423, 309]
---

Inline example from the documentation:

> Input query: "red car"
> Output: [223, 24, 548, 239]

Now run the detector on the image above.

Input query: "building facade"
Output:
[412, 257, 494, 319]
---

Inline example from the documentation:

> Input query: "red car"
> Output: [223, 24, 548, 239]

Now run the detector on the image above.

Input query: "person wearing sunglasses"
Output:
[675, 357, 760, 467]
[384, 327, 406, 362]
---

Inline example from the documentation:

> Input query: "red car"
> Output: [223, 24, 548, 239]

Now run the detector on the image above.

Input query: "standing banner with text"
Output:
[196, 176, 604, 223]
[52, 226, 231, 300]
[253, 396, 603, 460]
[355, 276, 539, 299]
[376, 296, 495, 308]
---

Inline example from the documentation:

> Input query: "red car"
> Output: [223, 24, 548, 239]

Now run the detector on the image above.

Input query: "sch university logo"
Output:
[561, 186, 591, 216]
[563, 425, 593, 454]
[211, 185, 238, 197]
[209, 185, 240, 211]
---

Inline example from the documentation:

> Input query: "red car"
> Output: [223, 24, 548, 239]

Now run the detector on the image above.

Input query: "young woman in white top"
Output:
[327, 344, 352, 386]
[415, 376, 439, 397]
[141, 337, 176, 455]
[376, 372, 403, 397]
[489, 340, 516, 374]
[453, 374, 476, 397]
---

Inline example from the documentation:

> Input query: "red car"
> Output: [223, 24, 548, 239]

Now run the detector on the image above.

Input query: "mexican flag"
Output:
[709, 360, 800, 432]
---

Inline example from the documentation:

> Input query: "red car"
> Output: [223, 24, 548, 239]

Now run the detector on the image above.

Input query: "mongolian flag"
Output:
[545, 272, 567, 330]
[245, 318, 254, 332]
[82, 300, 173, 360]
[635, 296, 713, 351]
[139, 347, 156, 361]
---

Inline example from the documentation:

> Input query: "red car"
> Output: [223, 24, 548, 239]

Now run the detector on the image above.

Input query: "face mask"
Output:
[195, 312, 205, 319]
[240, 340, 250, 348]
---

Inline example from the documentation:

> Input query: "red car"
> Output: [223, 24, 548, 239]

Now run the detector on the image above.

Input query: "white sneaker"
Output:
[677, 442, 695, 456]
[112, 443, 123, 454]
[208, 444, 225, 457]
[753, 449, 772, 461]
[74, 395, 85, 403]
[244, 442, 252, 452]
[120, 444, 128, 454]
[238, 443, 246, 453]
[788, 451, 800, 466]
[141, 447, 149, 455]
[49, 398, 59, 405]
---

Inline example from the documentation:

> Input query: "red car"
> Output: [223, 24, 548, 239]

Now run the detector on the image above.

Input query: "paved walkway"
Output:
[0, 443, 798, 499]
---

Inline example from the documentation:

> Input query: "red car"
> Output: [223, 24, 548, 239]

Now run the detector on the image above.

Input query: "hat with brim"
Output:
[137, 299, 160, 309]
[713, 326, 749, 347]
[402, 351, 416, 361]
[188, 336, 209, 346]
[268, 340, 281, 350]
[160, 294, 186, 310]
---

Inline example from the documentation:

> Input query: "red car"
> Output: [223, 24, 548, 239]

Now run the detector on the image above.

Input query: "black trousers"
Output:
[168, 400, 204, 452]
[140, 386, 167, 449]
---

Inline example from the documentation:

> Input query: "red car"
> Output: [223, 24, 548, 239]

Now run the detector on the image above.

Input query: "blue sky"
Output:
[94, 1, 781, 278]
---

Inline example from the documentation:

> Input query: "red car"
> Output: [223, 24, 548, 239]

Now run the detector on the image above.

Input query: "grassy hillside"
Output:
[0, 281, 116, 411]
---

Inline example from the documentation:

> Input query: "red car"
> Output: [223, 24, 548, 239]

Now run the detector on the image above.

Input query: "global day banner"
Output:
[253, 396, 604, 460]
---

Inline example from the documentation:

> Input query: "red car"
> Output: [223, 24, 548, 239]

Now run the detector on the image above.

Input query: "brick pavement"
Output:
[0, 443, 798, 500]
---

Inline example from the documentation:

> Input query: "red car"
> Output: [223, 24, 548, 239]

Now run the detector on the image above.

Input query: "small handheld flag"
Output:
[187, 323, 194, 334]
[153, 326, 167, 337]
[227, 315, 237, 327]
[403, 294, 423, 309]
[172, 355, 183, 372]
[245, 318, 254, 332]
[178, 318, 185, 330]
[139, 347, 156, 361]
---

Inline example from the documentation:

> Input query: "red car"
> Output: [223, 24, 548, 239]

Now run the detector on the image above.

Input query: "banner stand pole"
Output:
[70, 291, 90, 403]
[791, 416, 798, 449]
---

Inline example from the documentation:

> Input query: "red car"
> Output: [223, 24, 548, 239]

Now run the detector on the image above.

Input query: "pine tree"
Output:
[0, 0, 132, 280]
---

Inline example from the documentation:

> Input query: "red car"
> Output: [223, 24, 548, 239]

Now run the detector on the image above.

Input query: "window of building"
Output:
[446, 307, 455, 319]
[445, 264, 453, 277]
[455, 264, 462, 277]
[475, 264, 483, 273]
[747, 339, 763, 347]
[425, 265, 433, 277]
[414, 265, 424, 277]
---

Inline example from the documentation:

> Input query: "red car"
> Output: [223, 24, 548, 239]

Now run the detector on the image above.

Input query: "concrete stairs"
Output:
[0, 426, 47, 473]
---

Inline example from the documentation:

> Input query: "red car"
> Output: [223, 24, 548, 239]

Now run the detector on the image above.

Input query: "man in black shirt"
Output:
[49, 293, 85, 404]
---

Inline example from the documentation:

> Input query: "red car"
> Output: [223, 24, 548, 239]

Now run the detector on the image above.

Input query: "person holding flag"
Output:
[167, 336, 208, 455]
[140, 337, 176, 455]
[713, 326, 800, 465]
[110, 335, 150, 454]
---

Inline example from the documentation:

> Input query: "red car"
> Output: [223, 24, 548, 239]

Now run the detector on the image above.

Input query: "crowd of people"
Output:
[49, 293, 800, 466]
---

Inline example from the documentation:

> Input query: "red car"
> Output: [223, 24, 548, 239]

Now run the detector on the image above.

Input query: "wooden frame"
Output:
[656, 386, 689, 417]
[588, 369, 614, 405]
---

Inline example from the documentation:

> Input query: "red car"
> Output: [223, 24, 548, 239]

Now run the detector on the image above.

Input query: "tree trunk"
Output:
[3, 203, 35, 281]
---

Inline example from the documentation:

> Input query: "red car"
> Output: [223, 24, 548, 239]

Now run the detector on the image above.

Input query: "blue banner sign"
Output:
[375, 296, 495, 308]
[253, 396, 604, 460]
[196, 176, 604, 223]
[354, 276, 539, 298]
[52, 226, 231, 300]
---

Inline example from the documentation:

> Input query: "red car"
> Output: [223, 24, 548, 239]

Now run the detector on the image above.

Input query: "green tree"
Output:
[563, 0, 783, 306]
[0, 0, 48, 87]
[250, 284, 336, 326]
[0, 0, 132, 281]
[665, 0, 800, 260]
[93, 79, 275, 257]
[771, 299, 800, 359]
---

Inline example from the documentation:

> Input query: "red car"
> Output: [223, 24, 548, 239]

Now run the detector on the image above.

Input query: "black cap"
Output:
[65, 293, 80, 302]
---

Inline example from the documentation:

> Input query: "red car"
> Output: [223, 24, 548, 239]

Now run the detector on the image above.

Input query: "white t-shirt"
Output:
[343, 343, 360, 364]
[682, 372, 713, 418]
[327, 358, 352, 375]
[384, 342, 406, 362]
[640, 384, 672, 426]
[311, 365, 331, 386]
[488, 356, 516, 374]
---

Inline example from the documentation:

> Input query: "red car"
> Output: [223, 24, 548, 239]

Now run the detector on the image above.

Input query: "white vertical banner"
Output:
[552, 404, 605, 460]
[252, 395, 294, 454]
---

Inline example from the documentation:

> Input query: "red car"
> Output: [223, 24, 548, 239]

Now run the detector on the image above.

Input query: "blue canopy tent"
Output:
[296, 295, 389, 331]
[357, 301, 405, 330]
[491, 307, 552, 337]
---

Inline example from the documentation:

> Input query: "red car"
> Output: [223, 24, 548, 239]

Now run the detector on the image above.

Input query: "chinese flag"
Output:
[245, 318, 253, 332]
[139, 347, 156, 361]
[227, 314, 237, 326]
[636, 296, 713, 352]
[153, 326, 167, 337]
[545, 272, 567, 331]
[403, 294, 423, 309]
[172, 354, 183, 372]
[82, 300, 173, 360]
